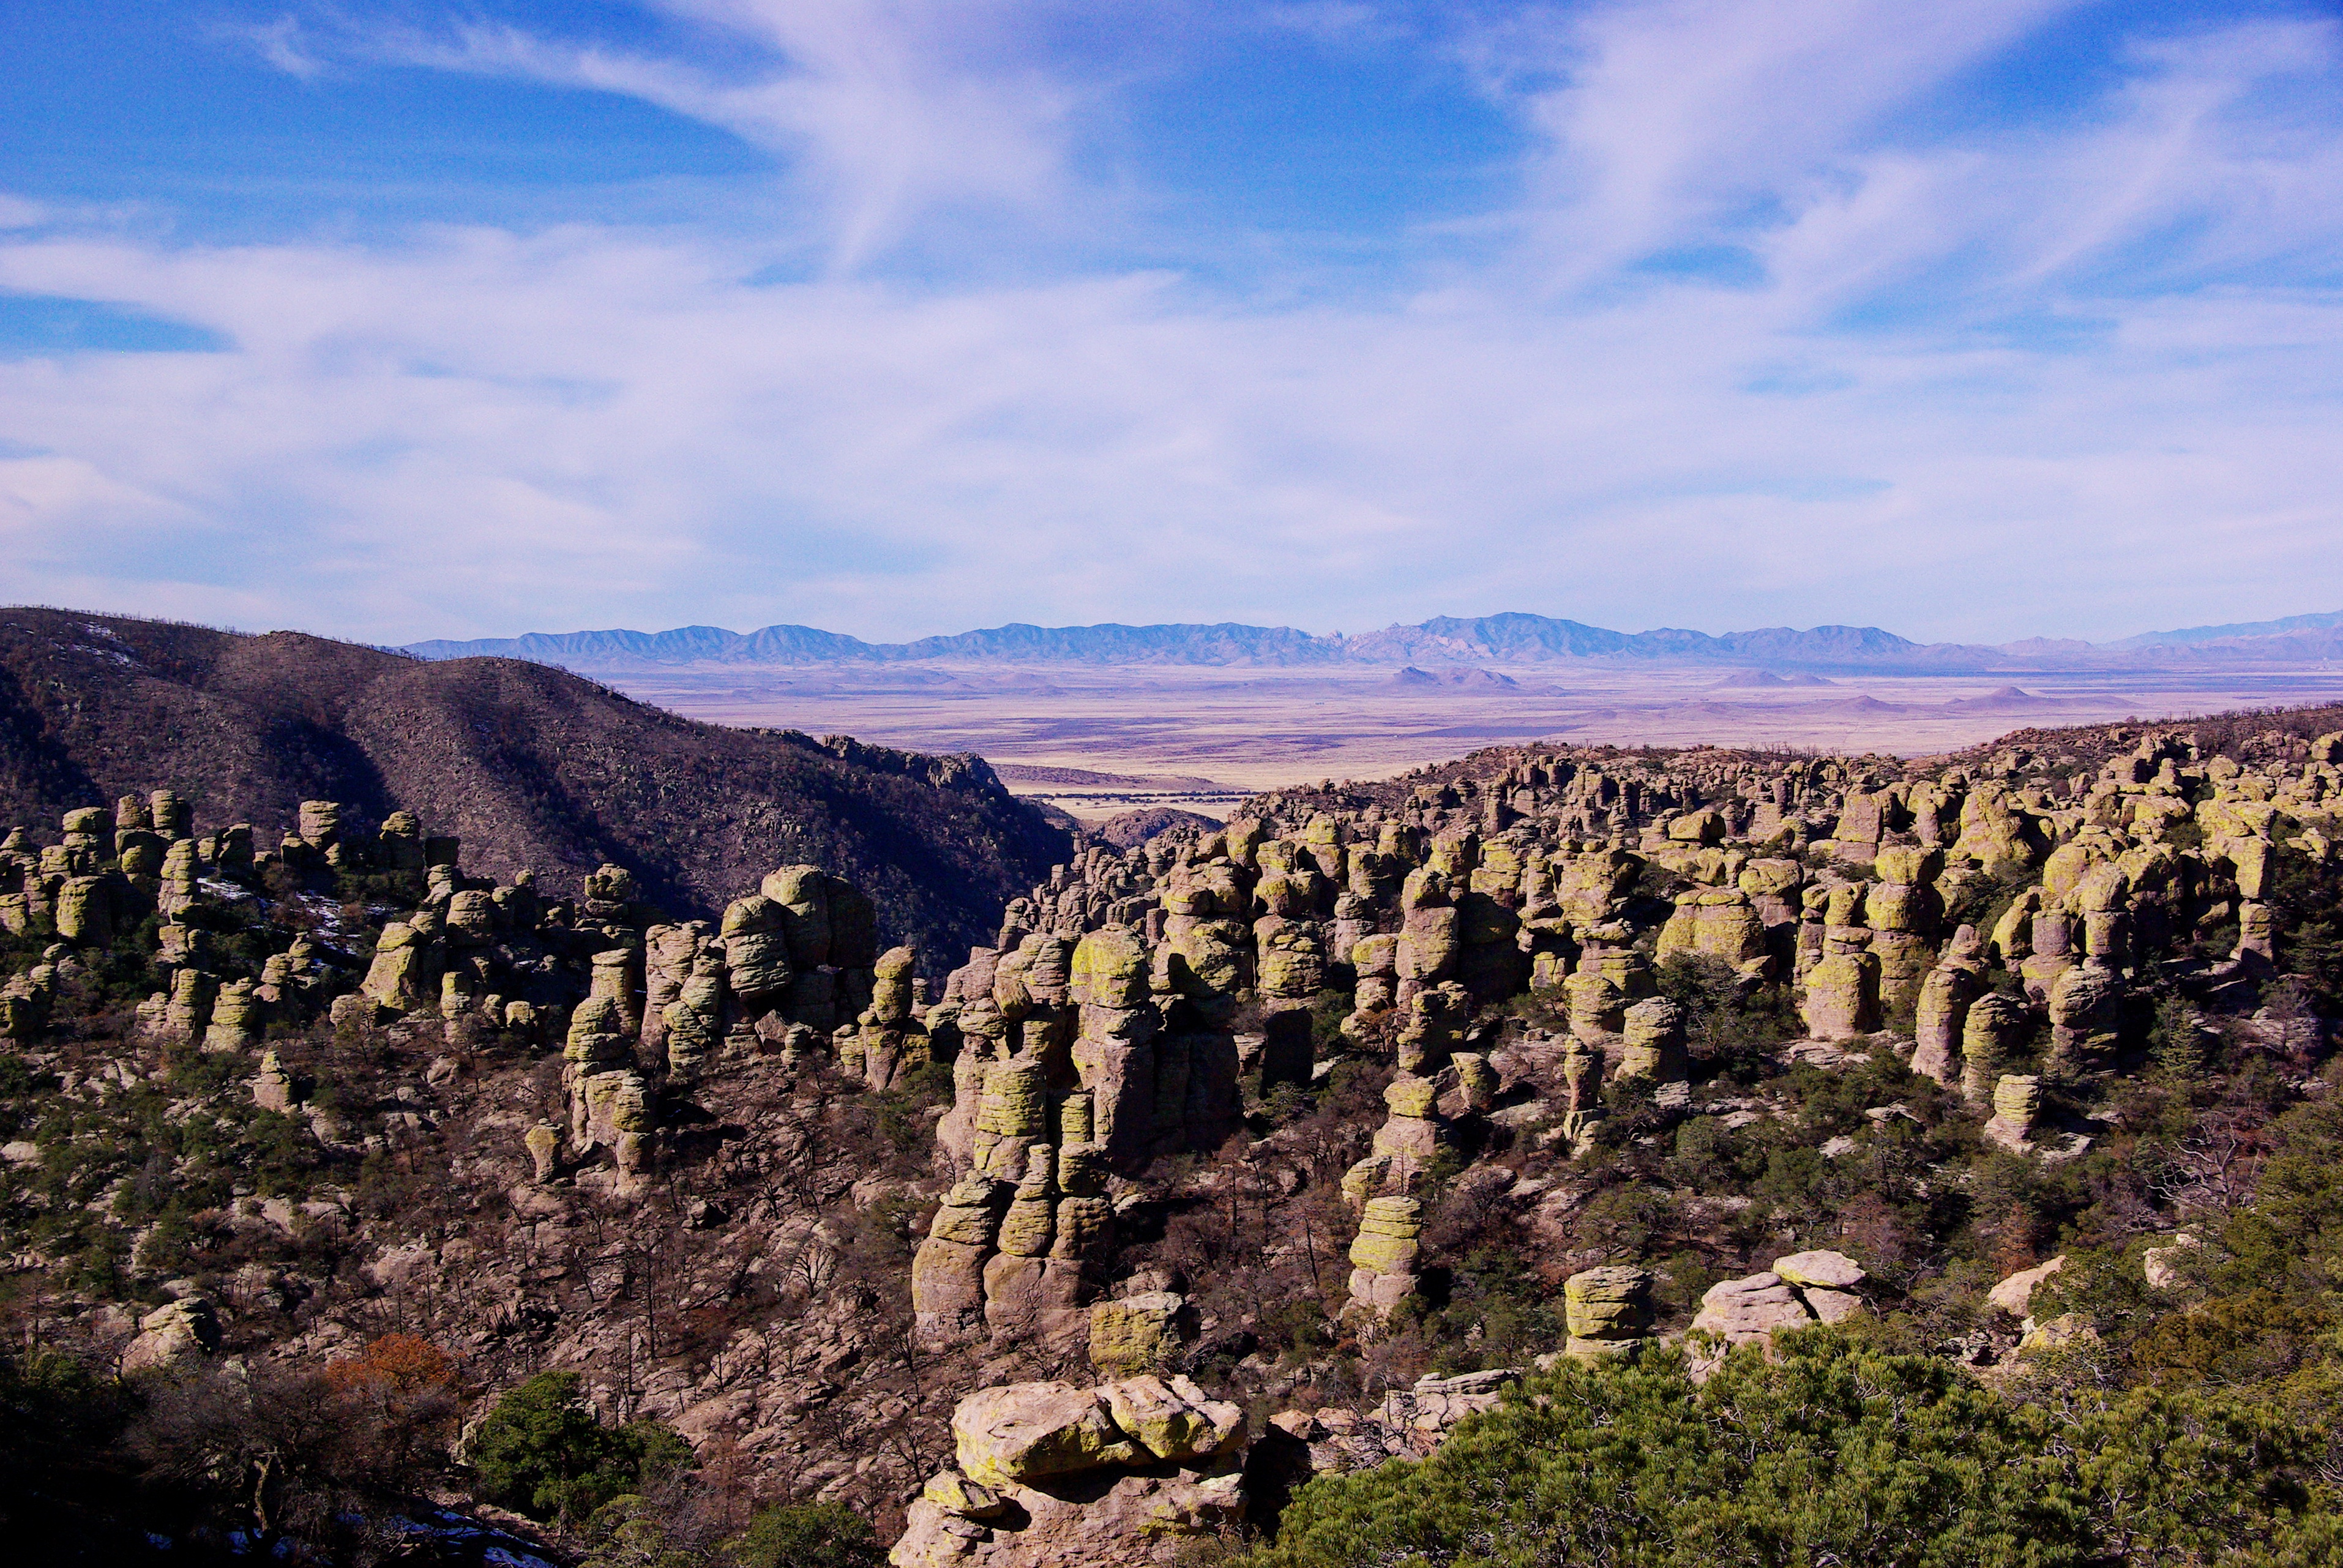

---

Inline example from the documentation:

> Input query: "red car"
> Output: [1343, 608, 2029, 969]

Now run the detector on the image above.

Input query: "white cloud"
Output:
[348, 0, 1088, 272]
[1471, 0, 2085, 289]
[245, 14, 328, 80]
[1260, 3, 1407, 47]
[1, 0, 2338, 646]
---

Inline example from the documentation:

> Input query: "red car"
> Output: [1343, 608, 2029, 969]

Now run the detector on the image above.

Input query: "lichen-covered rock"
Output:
[1449, 1050, 1499, 1111]
[204, 978, 263, 1050]
[1960, 991, 2028, 1106]
[1954, 784, 2043, 872]
[525, 1122, 561, 1183]
[750, 865, 830, 968]
[252, 1049, 297, 1112]
[1984, 1073, 2042, 1151]
[55, 875, 117, 947]
[1255, 917, 1328, 1002]
[952, 1382, 1145, 1487]
[1345, 1195, 1424, 1316]
[720, 895, 793, 1005]
[1619, 998, 1687, 1080]
[2020, 1312, 2098, 1355]
[162, 969, 215, 1039]
[361, 921, 440, 1012]
[1089, 1291, 1192, 1376]
[996, 1144, 1058, 1257]
[564, 995, 632, 1067]
[927, 1175, 1012, 1247]
[1099, 1373, 1244, 1464]
[872, 945, 918, 1022]
[1563, 1265, 1652, 1358]
[2047, 963, 2120, 1070]
[1910, 957, 1980, 1085]
[922, 1471, 1009, 1521]
[1801, 948, 1881, 1039]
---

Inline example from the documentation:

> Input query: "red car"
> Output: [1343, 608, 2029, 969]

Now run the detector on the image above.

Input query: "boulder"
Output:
[1099, 1373, 1243, 1465]
[1691, 1272, 1815, 1343]
[1563, 1265, 1652, 1357]
[1987, 1255, 2065, 1320]
[124, 1297, 222, 1373]
[952, 1382, 1145, 1488]
[1769, 1250, 1865, 1291]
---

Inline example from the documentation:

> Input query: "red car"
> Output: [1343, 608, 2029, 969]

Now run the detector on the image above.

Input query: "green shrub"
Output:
[1242, 1335, 2331, 1568]
[470, 1372, 692, 1523]
[728, 1502, 885, 1568]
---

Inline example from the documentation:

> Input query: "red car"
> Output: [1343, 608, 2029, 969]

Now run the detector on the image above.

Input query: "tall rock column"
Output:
[1070, 925, 1159, 1173]
[1960, 992, 2029, 1107]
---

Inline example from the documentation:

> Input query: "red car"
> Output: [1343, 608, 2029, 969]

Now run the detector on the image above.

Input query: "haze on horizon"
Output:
[2, 0, 2339, 650]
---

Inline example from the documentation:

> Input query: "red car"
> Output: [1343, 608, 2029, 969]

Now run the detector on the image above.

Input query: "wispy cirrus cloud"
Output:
[1459, 0, 2083, 290]
[244, 13, 330, 80]
[264, 1, 1094, 272]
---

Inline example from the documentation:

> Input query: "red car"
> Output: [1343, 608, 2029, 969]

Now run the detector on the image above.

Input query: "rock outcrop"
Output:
[1692, 1251, 1871, 1356]
[892, 1375, 1246, 1567]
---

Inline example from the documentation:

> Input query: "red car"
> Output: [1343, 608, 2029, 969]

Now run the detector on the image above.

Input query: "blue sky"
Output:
[0, 0, 2337, 644]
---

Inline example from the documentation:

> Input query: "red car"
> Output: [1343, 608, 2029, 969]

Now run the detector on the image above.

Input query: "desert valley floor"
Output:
[615, 660, 2343, 819]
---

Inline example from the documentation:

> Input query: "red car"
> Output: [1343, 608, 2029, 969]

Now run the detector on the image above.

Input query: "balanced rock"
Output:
[1562, 1265, 1652, 1359]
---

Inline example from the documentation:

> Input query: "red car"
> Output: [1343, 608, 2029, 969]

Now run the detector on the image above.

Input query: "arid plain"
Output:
[608, 660, 2343, 821]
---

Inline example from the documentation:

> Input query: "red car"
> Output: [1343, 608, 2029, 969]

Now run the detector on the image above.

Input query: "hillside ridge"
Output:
[0, 607, 1069, 962]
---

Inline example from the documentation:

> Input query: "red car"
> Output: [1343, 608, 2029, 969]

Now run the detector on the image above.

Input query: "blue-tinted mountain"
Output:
[405, 624, 877, 665]
[401, 614, 1938, 670]
[2108, 610, 2343, 651]
[400, 608, 2343, 673]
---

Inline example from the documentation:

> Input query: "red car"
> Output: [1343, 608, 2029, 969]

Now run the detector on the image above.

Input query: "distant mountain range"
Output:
[402, 607, 2343, 674]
